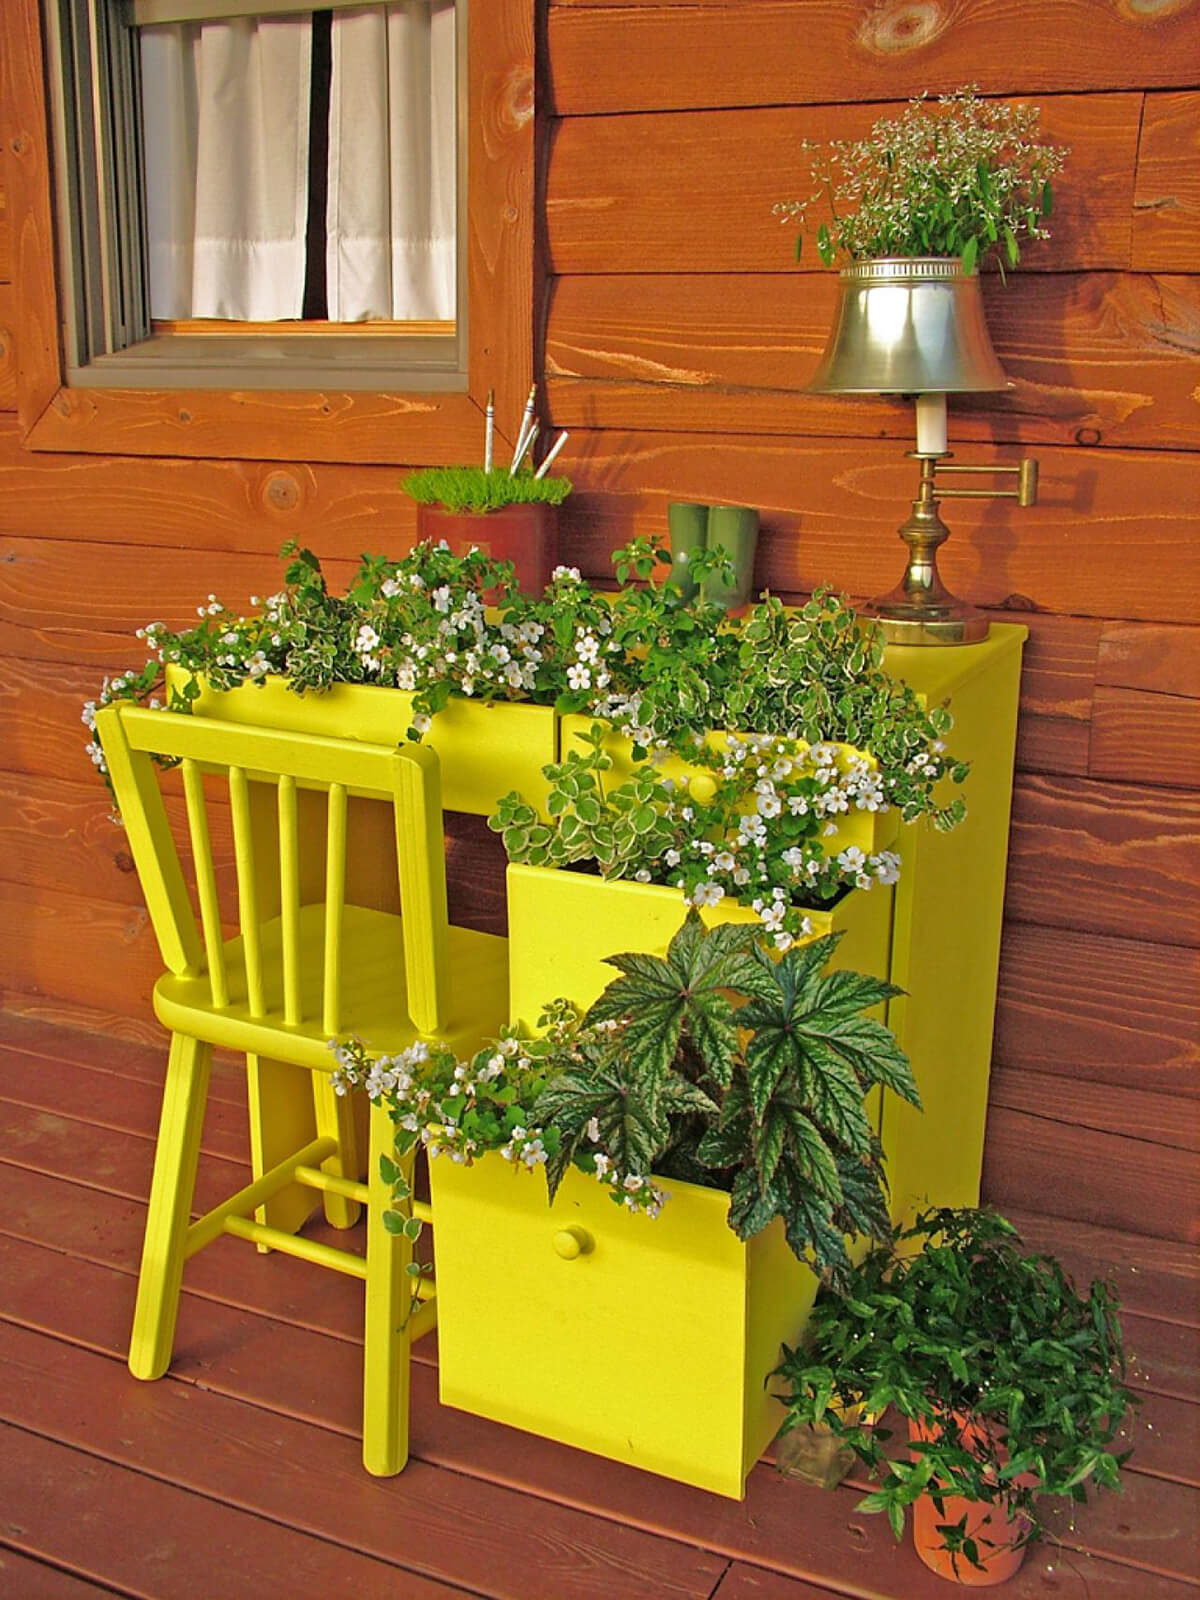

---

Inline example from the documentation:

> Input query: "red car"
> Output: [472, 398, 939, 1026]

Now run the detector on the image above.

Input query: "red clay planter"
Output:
[416, 502, 560, 595]
[908, 1416, 1031, 1586]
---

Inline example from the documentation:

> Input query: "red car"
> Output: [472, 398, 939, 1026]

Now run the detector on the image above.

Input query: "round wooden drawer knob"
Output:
[552, 1225, 593, 1259]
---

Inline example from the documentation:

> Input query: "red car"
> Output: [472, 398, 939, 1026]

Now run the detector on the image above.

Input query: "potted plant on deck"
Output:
[334, 913, 921, 1498]
[773, 1206, 1135, 1585]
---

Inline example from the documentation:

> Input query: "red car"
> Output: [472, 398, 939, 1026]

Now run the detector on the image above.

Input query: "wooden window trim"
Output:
[2, 0, 535, 465]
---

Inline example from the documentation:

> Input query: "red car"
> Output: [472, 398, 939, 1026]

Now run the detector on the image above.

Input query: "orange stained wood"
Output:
[0, 180, 10, 282]
[546, 272, 1200, 451]
[3, 436, 1200, 624]
[547, 95, 1143, 275]
[0, 0, 537, 462]
[548, 1, 1200, 113]
[996, 921, 1200, 1100]
[0, 283, 15, 411]
[151, 319, 455, 338]
[550, 433, 1200, 625]
[1133, 91, 1200, 268]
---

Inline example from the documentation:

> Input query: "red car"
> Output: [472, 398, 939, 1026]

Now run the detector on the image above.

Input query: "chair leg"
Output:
[362, 1101, 412, 1476]
[312, 1071, 363, 1230]
[129, 1032, 212, 1381]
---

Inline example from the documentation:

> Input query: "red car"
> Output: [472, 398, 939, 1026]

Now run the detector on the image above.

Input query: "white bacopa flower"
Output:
[663, 848, 681, 868]
[566, 663, 591, 691]
[584, 1116, 601, 1142]
[713, 850, 736, 873]
[691, 881, 725, 908]
[551, 565, 582, 582]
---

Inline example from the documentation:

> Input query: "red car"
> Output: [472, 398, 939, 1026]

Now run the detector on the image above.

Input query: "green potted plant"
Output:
[773, 1206, 1135, 1585]
[490, 570, 965, 1023]
[334, 913, 921, 1497]
[403, 464, 572, 595]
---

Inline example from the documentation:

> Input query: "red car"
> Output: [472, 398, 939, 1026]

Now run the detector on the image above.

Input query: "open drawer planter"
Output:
[166, 669, 557, 813]
[506, 860, 894, 1028]
[463, 867, 894, 1496]
[429, 1151, 817, 1498]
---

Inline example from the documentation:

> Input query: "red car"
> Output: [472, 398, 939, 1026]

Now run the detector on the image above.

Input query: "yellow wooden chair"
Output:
[95, 701, 509, 1474]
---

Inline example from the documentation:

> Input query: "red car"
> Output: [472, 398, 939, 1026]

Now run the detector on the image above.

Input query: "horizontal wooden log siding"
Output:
[2, 0, 1199, 1248]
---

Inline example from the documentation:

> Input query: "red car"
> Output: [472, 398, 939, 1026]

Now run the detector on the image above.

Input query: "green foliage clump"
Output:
[86, 539, 967, 856]
[403, 465, 572, 513]
[491, 721, 904, 939]
[774, 1206, 1136, 1569]
[536, 914, 916, 1279]
[334, 914, 919, 1282]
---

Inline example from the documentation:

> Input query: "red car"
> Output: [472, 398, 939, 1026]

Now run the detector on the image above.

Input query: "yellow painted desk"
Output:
[177, 624, 1025, 1236]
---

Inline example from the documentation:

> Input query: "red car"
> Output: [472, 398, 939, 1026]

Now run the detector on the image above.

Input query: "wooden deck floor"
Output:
[0, 1011, 1196, 1599]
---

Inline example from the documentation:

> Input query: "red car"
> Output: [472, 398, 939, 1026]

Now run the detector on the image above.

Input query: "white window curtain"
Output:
[327, 2, 457, 322]
[138, 4, 456, 324]
[140, 18, 312, 321]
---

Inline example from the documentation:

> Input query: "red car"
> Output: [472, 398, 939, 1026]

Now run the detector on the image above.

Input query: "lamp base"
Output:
[862, 596, 990, 646]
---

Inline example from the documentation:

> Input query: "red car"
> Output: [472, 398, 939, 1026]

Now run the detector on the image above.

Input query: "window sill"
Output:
[69, 328, 468, 393]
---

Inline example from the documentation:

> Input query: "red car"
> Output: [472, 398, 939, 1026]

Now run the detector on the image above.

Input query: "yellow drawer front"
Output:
[167, 670, 557, 814]
[429, 1153, 816, 1497]
[506, 862, 893, 1032]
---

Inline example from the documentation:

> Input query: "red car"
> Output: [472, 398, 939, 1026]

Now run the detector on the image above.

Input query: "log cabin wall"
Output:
[1, 2, 1197, 1245]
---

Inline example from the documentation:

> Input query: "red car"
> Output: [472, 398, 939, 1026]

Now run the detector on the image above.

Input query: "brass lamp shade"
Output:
[807, 257, 1009, 395]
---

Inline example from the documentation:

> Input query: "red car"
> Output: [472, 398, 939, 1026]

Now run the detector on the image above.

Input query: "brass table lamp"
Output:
[808, 257, 1039, 645]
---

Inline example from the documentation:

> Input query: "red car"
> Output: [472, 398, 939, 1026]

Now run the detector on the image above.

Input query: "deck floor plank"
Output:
[2, 1224, 1194, 1594]
[0, 1545, 130, 1598]
[0, 1321, 723, 1600]
[0, 1421, 476, 1600]
[0, 1014, 1196, 1598]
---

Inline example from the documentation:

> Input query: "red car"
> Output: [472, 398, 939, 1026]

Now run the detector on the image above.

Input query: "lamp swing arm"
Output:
[927, 459, 1040, 507]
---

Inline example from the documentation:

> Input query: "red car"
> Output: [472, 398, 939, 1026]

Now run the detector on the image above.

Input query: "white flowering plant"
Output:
[86, 543, 965, 843]
[333, 914, 918, 1282]
[329, 1000, 669, 1230]
[776, 86, 1069, 275]
[491, 722, 902, 947]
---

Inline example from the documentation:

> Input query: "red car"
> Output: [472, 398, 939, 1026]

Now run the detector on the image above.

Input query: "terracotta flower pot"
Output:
[908, 1415, 1031, 1587]
[416, 501, 560, 596]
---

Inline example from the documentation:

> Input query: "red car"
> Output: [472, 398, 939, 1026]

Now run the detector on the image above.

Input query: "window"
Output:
[44, 0, 464, 389]
[8, 0, 533, 457]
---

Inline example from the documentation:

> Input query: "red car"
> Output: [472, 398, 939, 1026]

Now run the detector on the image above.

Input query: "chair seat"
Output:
[154, 903, 509, 1069]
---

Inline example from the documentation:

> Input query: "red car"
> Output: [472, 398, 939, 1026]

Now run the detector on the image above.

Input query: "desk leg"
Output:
[881, 647, 1023, 1225]
[246, 1054, 321, 1242]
